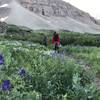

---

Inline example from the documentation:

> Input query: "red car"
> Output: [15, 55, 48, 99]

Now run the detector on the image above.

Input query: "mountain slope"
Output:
[4, 0, 56, 30]
[18, 0, 98, 25]
[0, 0, 100, 34]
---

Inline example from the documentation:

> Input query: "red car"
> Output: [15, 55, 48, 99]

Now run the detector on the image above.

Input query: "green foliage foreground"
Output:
[65, 45, 100, 76]
[0, 41, 100, 100]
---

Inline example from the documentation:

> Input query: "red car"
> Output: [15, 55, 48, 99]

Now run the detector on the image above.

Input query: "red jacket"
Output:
[52, 36, 60, 44]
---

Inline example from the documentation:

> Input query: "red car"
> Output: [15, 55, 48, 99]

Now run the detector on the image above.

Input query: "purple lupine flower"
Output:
[0, 54, 4, 65]
[27, 75, 33, 81]
[19, 68, 26, 77]
[2, 80, 11, 91]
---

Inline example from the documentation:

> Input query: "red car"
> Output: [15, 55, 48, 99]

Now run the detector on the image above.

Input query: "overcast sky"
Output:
[63, 0, 100, 19]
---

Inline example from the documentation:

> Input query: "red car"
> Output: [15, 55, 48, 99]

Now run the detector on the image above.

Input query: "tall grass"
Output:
[0, 41, 99, 100]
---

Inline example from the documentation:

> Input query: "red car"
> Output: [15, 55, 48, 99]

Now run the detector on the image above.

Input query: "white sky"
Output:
[63, 0, 100, 19]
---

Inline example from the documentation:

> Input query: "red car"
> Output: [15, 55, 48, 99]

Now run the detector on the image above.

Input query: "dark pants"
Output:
[54, 43, 59, 51]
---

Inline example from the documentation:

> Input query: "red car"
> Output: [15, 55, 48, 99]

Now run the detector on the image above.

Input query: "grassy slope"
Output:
[0, 25, 100, 99]
[0, 40, 100, 99]
[64, 46, 100, 76]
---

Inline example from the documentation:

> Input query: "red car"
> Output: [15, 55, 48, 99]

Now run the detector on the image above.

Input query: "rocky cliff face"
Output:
[19, 0, 67, 17]
[17, 0, 98, 25]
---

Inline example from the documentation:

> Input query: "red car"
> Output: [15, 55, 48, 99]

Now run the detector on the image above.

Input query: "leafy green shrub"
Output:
[3, 28, 100, 46]
[0, 41, 99, 100]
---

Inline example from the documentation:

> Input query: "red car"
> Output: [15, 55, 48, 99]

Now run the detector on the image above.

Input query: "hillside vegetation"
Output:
[1, 24, 100, 46]
[0, 25, 100, 99]
[0, 40, 99, 100]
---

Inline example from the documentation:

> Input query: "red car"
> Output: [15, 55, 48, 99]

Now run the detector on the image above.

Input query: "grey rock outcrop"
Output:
[18, 0, 98, 25]
[19, 0, 67, 17]
[0, 22, 7, 33]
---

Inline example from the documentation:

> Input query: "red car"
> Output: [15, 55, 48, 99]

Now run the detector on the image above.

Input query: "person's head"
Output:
[53, 31, 57, 36]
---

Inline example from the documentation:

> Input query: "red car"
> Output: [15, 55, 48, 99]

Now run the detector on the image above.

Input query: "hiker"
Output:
[52, 32, 60, 52]
[43, 35, 48, 47]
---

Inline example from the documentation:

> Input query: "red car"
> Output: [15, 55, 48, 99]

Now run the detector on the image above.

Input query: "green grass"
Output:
[0, 25, 100, 99]
[64, 46, 100, 76]
[1, 25, 100, 46]
[0, 40, 99, 100]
